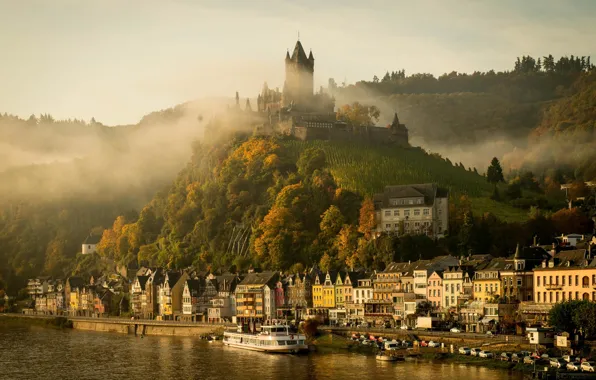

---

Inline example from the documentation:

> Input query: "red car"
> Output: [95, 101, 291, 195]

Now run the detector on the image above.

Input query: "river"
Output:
[0, 324, 524, 380]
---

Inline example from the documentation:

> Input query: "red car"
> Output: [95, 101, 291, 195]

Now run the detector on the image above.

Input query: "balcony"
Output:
[544, 284, 563, 290]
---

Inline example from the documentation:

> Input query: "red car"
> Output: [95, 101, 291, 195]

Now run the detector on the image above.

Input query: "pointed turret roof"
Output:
[514, 243, 521, 259]
[308, 49, 314, 60]
[285, 50, 291, 61]
[392, 112, 400, 126]
[290, 40, 309, 63]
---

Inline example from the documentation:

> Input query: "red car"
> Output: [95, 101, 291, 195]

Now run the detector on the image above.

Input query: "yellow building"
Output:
[312, 273, 324, 308]
[533, 250, 596, 304]
[374, 262, 411, 301]
[473, 259, 508, 302]
[322, 272, 338, 308]
[336, 272, 361, 307]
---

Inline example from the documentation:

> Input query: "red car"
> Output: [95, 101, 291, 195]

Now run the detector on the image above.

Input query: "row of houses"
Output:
[27, 243, 596, 332]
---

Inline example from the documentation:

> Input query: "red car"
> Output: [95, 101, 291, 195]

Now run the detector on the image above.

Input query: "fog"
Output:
[0, 98, 250, 204]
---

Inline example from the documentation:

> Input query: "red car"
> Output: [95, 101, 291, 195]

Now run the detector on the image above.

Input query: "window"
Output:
[537, 292, 541, 302]
[384, 210, 391, 217]
[423, 209, 429, 215]
[582, 276, 589, 288]
[408, 200, 413, 205]
[537, 277, 540, 286]
[517, 278, 522, 287]
[569, 275, 572, 286]
[385, 224, 391, 229]
[562, 276, 565, 286]
[414, 209, 420, 216]
[575, 276, 579, 286]
[404, 210, 410, 217]
[393, 210, 400, 216]
[417, 199, 422, 204]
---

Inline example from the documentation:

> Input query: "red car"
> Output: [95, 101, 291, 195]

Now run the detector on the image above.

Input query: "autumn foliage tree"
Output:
[336, 102, 381, 126]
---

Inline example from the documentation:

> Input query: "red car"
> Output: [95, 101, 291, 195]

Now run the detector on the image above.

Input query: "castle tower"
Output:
[283, 40, 314, 107]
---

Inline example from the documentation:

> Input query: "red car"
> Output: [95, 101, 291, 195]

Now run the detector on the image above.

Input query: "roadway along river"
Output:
[0, 324, 524, 380]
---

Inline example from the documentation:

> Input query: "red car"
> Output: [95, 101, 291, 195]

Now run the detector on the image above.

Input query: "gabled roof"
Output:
[137, 275, 149, 290]
[164, 271, 183, 287]
[374, 183, 447, 208]
[83, 234, 102, 245]
[216, 274, 239, 293]
[238, 271, 278, 287]
[66, 277, 85, 290]
[185, 279, 202, 294]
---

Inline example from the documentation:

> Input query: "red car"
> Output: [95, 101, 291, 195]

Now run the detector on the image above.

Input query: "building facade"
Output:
[373, 183, 449, 238]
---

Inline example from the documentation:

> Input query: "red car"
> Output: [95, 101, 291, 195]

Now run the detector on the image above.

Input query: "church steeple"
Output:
[308, 49, 314, 62]
[391, 112, 400, 126]
[285, 50, 291, 62]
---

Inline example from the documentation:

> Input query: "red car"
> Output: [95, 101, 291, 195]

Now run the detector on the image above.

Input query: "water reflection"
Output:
[0, 325, 523, 380]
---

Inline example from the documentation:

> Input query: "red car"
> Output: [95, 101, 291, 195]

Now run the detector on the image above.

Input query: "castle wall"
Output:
[293, 125, 409, 146]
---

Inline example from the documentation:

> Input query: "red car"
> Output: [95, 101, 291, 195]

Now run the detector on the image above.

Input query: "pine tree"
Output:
[486, 157, 505, 184]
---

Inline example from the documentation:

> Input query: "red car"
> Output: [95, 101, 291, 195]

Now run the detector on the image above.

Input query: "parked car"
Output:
[566, 362, 581, 371]
[471, 348, 482, 357]
[459, 347, 471, 355]
[523, 356, 535, 365]
[450, 327, 461, 333]
[428, 341, 440, 348]
[500, 353, 512, 361]
[420, 341, 429, 347]
[485, 331, 493, 336]
[479, 351, 494, 358]
[401, 340, 412, 347]
[511, 353, 523, 363]
[581, 362, 595, 372]
[549, 358, 565, 369]
[540, 353, 549, 360]
[400, 325, 411, 330]
[358, 322, 369, 328]
[562, 354, 581, 363]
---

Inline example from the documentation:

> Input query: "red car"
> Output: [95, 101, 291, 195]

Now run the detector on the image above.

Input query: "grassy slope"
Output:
[282, 140, 527, 223]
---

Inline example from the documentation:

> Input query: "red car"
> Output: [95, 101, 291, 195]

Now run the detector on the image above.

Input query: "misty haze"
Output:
[1, 2, 596, 380]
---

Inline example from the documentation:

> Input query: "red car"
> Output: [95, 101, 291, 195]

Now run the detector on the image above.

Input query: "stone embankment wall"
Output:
[72, 320, 224, 337]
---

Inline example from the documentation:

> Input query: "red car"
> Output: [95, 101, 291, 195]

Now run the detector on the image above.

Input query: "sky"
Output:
[1, 0, 595, 125]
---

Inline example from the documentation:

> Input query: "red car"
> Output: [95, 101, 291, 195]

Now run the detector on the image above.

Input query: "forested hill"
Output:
[89, 135, 538, 279]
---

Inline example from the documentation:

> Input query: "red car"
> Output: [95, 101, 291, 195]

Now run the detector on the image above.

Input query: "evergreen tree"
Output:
[486, 157, 505, 184]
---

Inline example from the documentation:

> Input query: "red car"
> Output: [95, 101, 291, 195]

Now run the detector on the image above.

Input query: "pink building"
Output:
[427, 271, 443, 309]
[274, 280, 285, 308]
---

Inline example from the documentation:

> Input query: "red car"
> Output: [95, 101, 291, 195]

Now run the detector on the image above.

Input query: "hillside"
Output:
[282, 140, 527, 222]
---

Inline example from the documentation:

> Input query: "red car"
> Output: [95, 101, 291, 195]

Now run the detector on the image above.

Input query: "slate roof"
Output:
[290, 40, 309, 64]
[373, 183, 447, 209]
[137, 275, 149, 290]
[83, 234, 102, 245]
[66, 276, 85, 290]
[238, 271, 278, 287]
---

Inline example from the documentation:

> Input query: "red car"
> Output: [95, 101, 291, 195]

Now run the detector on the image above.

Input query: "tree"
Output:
[486, 157, 505, 184]
[550, 207, 593, 234]
[573, 301, 596, 339]
[548, 300, 582, 334]
[336, 102, 380, 127]
[357, 198, 376, 239]
[297, 148, 326, 178]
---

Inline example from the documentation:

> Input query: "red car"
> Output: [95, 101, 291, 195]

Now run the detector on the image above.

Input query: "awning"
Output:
[480, 317, 495, 325]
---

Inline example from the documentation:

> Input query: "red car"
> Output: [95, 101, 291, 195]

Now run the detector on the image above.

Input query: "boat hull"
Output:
[223, 341, 308, 353]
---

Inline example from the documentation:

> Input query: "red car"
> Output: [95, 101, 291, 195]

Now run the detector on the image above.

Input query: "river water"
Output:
[0, 324, 524, 380]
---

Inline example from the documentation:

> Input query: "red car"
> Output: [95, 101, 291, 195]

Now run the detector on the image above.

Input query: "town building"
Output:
[181, 279, 202, 322]
[235, 271, 279, 325]
[426, 271, 443, 309]
[373, 183, 449, 238]
[312, 272, 324, 309]
[82, 234, 101, 255]
[533, 249, 596, 304]
[352, 275, 374, 304]
[499, 245, 550, 302]
[473, 259, 508, 302]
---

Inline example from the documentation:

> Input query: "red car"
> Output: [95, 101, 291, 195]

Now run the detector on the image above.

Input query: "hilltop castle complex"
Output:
[224, 40, 409, 146]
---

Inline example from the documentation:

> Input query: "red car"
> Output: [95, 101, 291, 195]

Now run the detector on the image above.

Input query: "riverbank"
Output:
[312, 332, 534, 375]
[0, 314, 73, 329]
[0, 313, 226, 337]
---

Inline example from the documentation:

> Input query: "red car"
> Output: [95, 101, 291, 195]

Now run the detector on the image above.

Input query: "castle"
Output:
[229, 40, 409, 146]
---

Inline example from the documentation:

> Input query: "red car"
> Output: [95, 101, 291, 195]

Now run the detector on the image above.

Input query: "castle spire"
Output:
[308, 49, 314, 61]
[392, 112, 400, 126]
[245, 98, 252, 112]
[286, 49, 290, 61]
[235, 91, 240, 108]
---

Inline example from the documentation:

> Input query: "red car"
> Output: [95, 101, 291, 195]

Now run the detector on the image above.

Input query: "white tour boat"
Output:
[223, 325, 308, 353]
